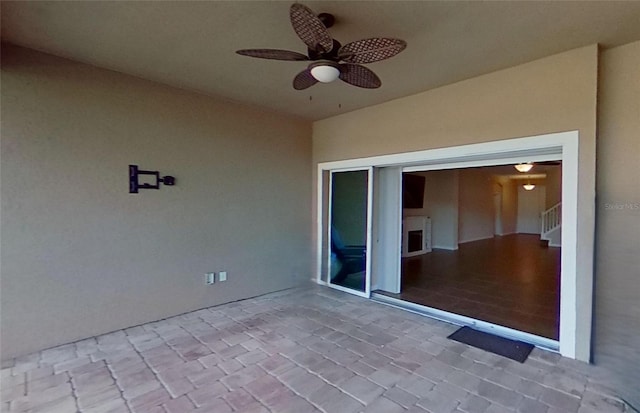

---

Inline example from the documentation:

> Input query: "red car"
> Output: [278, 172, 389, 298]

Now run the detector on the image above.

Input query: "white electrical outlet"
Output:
[205, 272, 215, 284]
[219, 271, 227, 282]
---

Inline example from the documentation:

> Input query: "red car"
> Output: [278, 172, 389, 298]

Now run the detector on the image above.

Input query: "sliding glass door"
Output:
[327, 168, 373, 297]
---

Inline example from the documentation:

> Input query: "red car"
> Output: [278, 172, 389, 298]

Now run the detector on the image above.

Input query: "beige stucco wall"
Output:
[594, 40, 640, 408]
[313, 45, 597, 163]
[0, 45, 312, 360]
[313, 45, 598, 361]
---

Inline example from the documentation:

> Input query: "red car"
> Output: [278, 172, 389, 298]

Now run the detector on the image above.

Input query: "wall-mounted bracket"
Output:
[129, 164, 175, 194]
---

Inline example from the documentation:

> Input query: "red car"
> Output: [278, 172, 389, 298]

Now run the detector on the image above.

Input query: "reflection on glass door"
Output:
[328, 168, 372, 297]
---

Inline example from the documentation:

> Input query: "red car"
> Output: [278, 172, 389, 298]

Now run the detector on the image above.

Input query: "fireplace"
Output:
[402, 216, 432, 257]
[407, 230, 423, 253]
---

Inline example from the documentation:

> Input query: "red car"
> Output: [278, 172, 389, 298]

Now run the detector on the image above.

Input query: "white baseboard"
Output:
[458, 235, 495, 244]
[432, 244, 458, 250]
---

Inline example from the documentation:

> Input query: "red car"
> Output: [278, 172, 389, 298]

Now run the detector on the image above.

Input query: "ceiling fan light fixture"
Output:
[515, 163, 534, 173]
[310, 62, 340, 83]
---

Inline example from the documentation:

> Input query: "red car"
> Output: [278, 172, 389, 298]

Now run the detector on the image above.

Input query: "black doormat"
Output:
[448, 326, 534, 363]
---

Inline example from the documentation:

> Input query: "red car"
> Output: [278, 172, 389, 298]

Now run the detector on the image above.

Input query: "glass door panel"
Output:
[328, 168, 372, 297]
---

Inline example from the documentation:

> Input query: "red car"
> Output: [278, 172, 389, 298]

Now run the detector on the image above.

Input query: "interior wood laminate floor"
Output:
[376, 234, 560, 340]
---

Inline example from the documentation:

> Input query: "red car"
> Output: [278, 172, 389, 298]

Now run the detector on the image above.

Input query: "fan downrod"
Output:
[318, 13, 335, 28]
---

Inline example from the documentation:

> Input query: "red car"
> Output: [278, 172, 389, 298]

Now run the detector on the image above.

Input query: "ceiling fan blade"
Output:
[339, 64, 381, 89]
[236, 49, 309, 61]
[290, 3, 334, 54]
[293, 68, 318, 90]
[338, 38, 407, 64]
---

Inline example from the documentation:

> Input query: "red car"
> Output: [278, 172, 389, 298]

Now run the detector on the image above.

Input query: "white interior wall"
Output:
[492, 182, 503, 235]
[458, 169, 495, 243]
[424, 170, 460, 249]
[545, 166, 563, 209]
[500, 178, 520, 235]
[517, 185, 547, 234]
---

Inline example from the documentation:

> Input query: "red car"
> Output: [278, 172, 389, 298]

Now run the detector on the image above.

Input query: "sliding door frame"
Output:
[316, 131, 587, 360]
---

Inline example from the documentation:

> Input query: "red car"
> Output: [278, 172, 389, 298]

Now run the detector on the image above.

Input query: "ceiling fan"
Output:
[236, 3, 407, 90]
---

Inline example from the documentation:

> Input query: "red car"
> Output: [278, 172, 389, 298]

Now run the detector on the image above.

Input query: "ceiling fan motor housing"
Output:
[308, 39, 342, 60]
[318, 12, 335, 28]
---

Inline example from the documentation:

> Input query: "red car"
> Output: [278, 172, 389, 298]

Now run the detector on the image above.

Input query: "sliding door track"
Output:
[371, 292, 559, 351]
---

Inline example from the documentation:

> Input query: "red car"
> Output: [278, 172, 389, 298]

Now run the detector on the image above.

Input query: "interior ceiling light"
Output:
[310, 62, 340, 83]
[523, 183, 536, 191]
[515, 163, 534, 173]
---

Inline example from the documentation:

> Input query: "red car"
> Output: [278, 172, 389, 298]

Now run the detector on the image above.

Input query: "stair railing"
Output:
[541, 202, 562, 237]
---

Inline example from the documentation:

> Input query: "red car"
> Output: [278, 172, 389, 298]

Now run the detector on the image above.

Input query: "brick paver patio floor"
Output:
[1, 285, 634, 413]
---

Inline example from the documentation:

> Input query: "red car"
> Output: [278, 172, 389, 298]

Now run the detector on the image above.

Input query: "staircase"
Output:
[541, 202, 561, 247]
